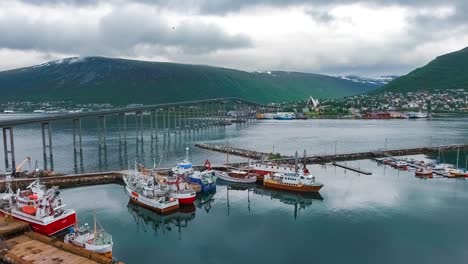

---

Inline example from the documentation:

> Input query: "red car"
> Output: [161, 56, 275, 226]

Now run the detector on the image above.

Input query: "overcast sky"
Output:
[0, 0, 467, 76]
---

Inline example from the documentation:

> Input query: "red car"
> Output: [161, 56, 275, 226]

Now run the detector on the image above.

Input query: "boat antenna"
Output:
[295, 151, 299, 174]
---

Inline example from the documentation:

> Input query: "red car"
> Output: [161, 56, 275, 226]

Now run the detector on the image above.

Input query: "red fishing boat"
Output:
[0, 184, 76, 236]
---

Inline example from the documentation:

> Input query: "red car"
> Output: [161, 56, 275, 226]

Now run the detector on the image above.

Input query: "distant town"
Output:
[278, 89, 468, 118]
[1, 89, 467, 119]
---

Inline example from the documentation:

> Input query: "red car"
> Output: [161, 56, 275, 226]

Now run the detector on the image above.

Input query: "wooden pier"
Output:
[0, 218, 123, 264]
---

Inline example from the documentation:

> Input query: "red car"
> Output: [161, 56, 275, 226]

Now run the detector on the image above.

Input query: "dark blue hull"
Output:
[188, 177, 216, 192]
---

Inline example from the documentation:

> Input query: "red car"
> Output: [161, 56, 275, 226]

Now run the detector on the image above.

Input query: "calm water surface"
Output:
[1, 115, 468, 263]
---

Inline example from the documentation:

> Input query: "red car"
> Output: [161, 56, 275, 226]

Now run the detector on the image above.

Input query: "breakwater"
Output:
[216, 143, 468, 166]
[195, 143, 270, 159]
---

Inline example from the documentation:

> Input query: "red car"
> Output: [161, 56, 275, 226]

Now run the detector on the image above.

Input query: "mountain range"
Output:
[379, 46, 468, 93]
[0, 57, 382, 104]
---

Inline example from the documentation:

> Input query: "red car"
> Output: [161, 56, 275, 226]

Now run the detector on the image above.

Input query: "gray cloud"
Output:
[0, 5, 251, 57]
[2, 0, 468, 75]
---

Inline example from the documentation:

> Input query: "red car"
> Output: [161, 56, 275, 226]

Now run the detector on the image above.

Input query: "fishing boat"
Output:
[164, 175, 197, 205]
[263, 151, 323, 193]
[173, 148, 216, 192]
[65, 210, 113, 256]
[124, 171, 179, 214]
[415, 168, 433, 178]
[0, 183, 77, 236]
[187, 160, 216, 192]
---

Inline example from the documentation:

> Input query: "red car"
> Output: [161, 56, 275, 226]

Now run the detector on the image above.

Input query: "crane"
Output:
[12, 157, 31, 177]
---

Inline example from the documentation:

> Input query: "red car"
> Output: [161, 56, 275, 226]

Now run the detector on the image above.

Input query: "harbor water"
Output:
[1, 115, 468, 263]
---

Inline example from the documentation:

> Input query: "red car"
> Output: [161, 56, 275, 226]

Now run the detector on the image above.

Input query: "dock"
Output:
[0, 218, 123, 264]
[0, 171, 123, 193]
[332, 162, 372, 175]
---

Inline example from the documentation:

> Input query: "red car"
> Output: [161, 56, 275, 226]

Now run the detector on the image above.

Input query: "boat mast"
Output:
[456, 148, 460, 169]
[465, 156, 467, 172]
[294, 151, 299, 174]
[185, 147, 189, 162]
[93, 208, 97, 243]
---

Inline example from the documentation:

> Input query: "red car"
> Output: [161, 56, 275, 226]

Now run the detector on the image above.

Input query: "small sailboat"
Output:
[415, 167, 433, 178]
[213, 137, 257, 183]
[446, 149, 467, 178]
[65, 209, 113, 256]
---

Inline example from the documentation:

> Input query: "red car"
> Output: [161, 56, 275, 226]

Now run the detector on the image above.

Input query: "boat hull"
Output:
[187, 177, 216, 192]
[1, 209, 77, 236]
[175, 195, 196, 205]
[126, 187, 179, 214]
[215, 172, 257, 183]
[263, 179, 323, 193]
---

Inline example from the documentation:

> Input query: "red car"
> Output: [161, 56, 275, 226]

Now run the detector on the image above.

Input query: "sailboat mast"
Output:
[456, 148, 460, 168]
[438, 146, 441, 163]
[226, 137, 229, 166]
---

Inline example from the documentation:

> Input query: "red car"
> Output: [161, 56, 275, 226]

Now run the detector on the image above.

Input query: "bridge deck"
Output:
[0, 97, 261, 127]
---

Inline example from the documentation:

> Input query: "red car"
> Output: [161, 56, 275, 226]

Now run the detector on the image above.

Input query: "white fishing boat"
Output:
[65, 210, 113, 256]
[124, 170, 179, 213]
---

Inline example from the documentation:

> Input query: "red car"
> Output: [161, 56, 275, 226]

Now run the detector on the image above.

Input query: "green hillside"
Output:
[379, 47, 468, 93]
[0, 57, 379, 104]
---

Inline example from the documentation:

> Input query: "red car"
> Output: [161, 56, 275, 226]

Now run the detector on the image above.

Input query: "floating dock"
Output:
[332, 162, 372, 175]
[0, 218, 123, 264]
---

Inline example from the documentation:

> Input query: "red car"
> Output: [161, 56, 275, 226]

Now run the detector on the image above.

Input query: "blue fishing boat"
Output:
[188, 170, 216, 192]
[173, 148, 216, 192]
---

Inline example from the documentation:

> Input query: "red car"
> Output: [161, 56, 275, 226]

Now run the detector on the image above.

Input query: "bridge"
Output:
[0, 97, 267, 172]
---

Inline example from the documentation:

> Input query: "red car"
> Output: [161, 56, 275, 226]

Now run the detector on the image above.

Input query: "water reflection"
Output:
[217, 181, 324, 219]
[127, 202, 196, 239]
[194, 191, 215, 213]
